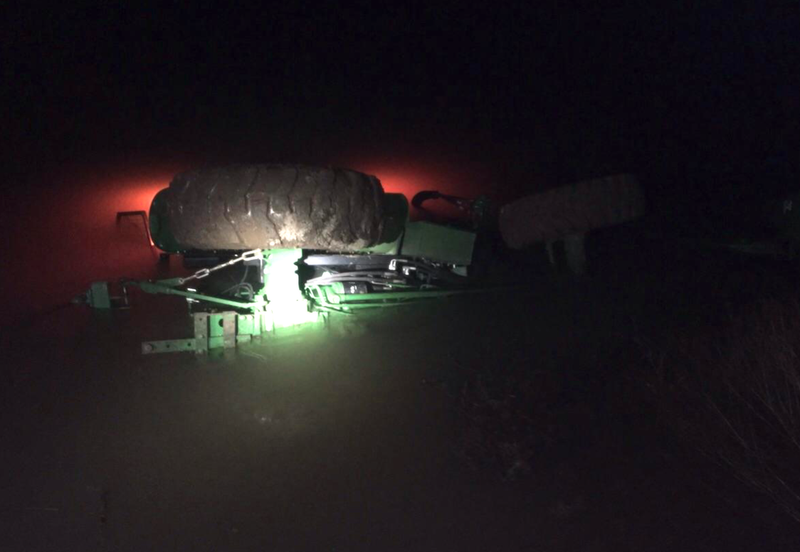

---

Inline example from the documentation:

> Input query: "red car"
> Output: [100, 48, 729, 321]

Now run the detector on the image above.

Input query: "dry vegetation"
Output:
[641, 295, 800, 523]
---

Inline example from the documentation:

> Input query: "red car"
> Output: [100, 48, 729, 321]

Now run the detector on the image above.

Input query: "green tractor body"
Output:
[77, 165, 644, 355]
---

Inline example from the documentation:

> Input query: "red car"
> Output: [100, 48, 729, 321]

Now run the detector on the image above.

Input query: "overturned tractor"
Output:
[76, 165, 645, 354]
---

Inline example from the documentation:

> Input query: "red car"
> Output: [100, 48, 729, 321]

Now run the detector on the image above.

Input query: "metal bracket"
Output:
[141, 339, 197, 354]
[72, 281, 129, 309]
[142, 311, 242, 354]
[139, 305, 323, 355]
[116, 210, 154, 247]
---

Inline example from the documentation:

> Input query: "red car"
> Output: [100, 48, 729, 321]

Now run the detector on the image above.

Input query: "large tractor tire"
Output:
[498, 173, 645, 249]
[155, 165, 385, 252]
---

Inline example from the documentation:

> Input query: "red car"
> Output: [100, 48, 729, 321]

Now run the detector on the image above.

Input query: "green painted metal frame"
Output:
[142, 311, 254, 354]
[303, 280, 499, 313]
[134, 249, 322, 354]
[136, 281, 268, 311]
[84, 234, 494, 355]
[400, 221, 476, 265]
[79, 185, 512, 355]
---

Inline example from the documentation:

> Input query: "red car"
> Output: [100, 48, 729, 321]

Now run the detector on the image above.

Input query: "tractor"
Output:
[74, 165, 644, 354]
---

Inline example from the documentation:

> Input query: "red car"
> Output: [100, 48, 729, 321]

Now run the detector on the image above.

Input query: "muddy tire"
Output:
[161, 165, 385, 251]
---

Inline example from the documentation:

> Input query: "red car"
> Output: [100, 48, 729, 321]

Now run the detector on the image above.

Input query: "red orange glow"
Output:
[2, 155, 498, 323]
[0, 160, 193, 322]
[354, 162, 487, 200]
[349, 156, 494, 221]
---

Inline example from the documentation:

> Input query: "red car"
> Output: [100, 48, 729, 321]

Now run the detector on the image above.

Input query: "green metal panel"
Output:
[209, 313, 236, 349]
[88, 282, 112, 309]
[400, 222, 476, 265]
[237, 313, 263, 336]
[194, 313, 209, 354]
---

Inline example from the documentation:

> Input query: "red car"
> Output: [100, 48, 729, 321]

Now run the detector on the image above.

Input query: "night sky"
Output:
[4, 3, 798, 217]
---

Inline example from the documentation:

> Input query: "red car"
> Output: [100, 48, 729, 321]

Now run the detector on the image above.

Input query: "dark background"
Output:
[4, 2, 797, 216]
[1, 2, 798, 321]
[3, 4, 800, 549]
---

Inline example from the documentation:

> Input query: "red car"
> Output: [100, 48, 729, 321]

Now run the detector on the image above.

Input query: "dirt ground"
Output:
[2, 174, 799, 550]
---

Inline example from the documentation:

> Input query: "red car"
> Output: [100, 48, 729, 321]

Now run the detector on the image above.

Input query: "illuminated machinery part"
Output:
[302, 255, 472, 313]
[77, 245, 479, 355]
[76, 162, 487, 355]
[76, 208, 482, 355]
[132, 249, 322, 355]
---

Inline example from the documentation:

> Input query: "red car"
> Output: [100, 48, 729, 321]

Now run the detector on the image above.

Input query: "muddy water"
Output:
[1, 292, 555, 549]
[4, 279, 794, 550]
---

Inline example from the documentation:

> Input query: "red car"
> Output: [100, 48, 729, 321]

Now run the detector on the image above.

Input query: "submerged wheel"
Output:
[498, 173, 645, 248]
[151, 164, 386, 252]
